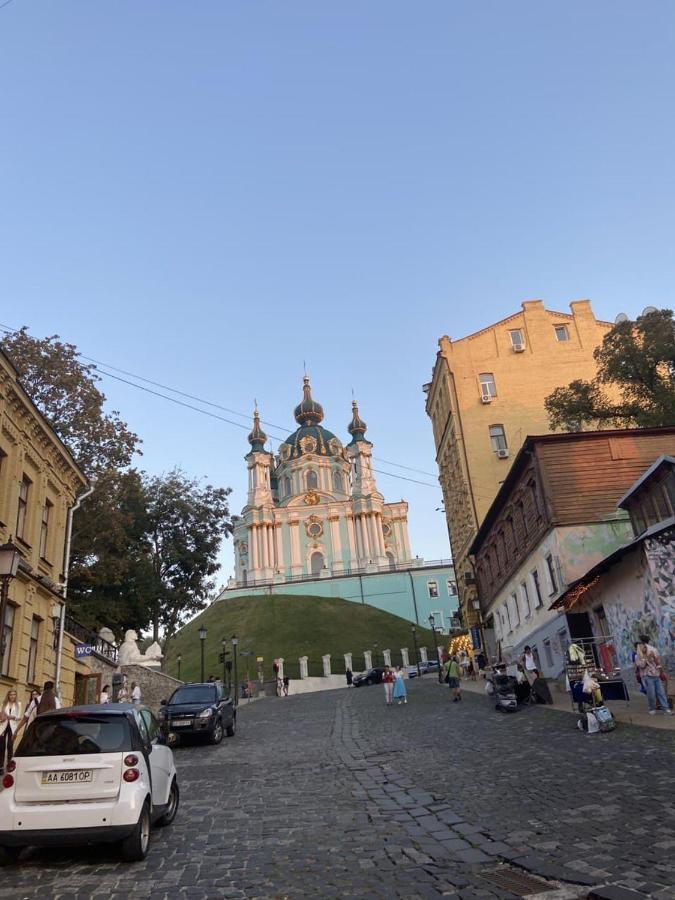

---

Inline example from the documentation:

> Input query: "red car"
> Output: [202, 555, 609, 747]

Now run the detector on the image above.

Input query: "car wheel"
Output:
[226, 714, 236, 738]
[0, 846, 22, 866]
[210, 719, 224, 744]
[365, 678, 373, 686]
[157, 778, 179, 828]
[120, 800, 151, 862]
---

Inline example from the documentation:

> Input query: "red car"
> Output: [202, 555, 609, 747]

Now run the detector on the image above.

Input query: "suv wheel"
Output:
[120, 800, 151, 862]
[158, 778, 179, 827]
[210, 719, 224, 744]
[226, 714, 236, 738]
[365, 677, 373, 686]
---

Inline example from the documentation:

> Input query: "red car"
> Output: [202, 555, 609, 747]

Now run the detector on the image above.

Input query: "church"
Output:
[222, 378, 458, 632]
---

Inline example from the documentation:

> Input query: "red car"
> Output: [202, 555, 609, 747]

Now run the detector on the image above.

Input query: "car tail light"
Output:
[6, 760, 16, 773]
[2, 774, 14, 789]
[124, 754, 138, 767]
[123, 768, 140, 783]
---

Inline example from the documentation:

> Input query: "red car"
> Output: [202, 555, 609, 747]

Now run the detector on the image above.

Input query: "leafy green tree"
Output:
[1, 327, 139, 475]
[145, 469, 232, 643]
[545, 309, 675, 430]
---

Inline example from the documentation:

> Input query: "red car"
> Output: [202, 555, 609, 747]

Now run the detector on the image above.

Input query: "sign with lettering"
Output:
[75, 644, 94, 659]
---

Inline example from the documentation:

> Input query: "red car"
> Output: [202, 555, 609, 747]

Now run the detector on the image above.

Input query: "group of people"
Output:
[99, 679, 142, 704]
[382, 666, 407, 705]
[0, 681, 61, 769]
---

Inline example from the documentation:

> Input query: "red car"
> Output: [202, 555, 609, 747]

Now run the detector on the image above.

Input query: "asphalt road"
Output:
[1, 679, 674, 899]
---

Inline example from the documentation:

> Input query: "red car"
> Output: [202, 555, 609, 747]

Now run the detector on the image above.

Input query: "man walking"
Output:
[443, 656, 462, 703]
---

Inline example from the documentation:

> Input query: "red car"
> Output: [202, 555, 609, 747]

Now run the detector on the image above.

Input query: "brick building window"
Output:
[479, 373, 497, 399]
[39, 499, 53, 559]
[509, 329, 525, 350]
[0, 604, 16, 677]
[554, 325, 569, 342]
[489, 425, 508, 453]
[16, 474, 31, 541]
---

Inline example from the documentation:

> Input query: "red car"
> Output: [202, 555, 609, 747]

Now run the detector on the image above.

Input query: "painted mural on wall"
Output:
[558, 519, 633, 582]
[601, 529, 675, 678]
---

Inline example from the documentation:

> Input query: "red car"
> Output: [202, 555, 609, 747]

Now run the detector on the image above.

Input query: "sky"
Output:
[2, 2, 674, 585]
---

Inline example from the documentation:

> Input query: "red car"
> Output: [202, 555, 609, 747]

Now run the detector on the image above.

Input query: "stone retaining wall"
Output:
[120, 664, 183, 713]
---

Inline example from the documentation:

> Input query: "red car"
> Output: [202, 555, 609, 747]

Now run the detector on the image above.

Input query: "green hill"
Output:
[164, 594, 438, 682]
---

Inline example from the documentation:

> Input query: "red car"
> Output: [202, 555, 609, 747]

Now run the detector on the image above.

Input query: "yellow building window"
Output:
[16, 474, 31, 541]
[39, 499, 53, 560]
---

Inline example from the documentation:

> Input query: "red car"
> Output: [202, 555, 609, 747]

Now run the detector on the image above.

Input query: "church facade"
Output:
[223, 379, 458, 631]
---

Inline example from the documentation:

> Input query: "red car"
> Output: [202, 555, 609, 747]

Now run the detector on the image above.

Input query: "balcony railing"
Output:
[64, 616, 118, 665]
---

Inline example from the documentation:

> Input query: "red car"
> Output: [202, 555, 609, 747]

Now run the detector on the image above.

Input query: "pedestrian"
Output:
[521, 645, 539, 684]
[118, 675, 129, 702]
[382, 665, 395, 705]
[37, 681, 61, 715]
[635, 635, 672, 716]
[2, 689, 22, 735]
[131, 681, 142, 705]
[100, 685, 111, 704]
[16, 689, 40, 734]
[392, 666, 407, 705]
[207, 674, 217, 683]
[443, 655, 462, 702]
[346, 667, 353, 687]
[282, 675, 290, 697]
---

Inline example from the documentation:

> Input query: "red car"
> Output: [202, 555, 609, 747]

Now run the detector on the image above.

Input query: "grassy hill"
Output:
[164, 594, 438, 682]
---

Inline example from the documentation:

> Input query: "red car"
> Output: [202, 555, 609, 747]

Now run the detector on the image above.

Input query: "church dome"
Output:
[279, 424, 343, 461]
[247, 408, 267, 453]
[293, 376, 325, 425]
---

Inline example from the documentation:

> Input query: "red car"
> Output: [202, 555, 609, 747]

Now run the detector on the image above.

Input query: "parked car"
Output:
[352, 667, 388, 687]
[159, 682, 235, 745]
[407, 660, 441, 678]
[0, 704, 179, 865]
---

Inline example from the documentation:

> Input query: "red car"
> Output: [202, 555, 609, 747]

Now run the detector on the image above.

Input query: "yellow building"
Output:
[424, 299, 614, 628]
[0, 347, 93, 709]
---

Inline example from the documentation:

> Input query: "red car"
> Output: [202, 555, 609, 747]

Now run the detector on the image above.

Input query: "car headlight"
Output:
[198, 708, 213, 718]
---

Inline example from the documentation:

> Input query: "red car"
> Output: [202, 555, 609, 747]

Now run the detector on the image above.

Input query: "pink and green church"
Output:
[218, 378, 458, 631]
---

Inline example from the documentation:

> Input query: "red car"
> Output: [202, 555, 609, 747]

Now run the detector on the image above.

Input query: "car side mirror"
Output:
[160, 699, 167, 706]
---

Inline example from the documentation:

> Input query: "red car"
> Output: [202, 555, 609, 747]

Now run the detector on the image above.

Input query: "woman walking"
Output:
[17, 689, 40, 735]
[0, 689, 21, 772]
[37, 681, 61, 715]
[635, 635, 672, 715]
[382, 666, 395, 705]
[392, 667, 407, 705]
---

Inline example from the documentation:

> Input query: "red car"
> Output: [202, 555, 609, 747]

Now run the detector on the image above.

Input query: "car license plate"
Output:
[172, 719, 192, 727]
[42, 769, 93, 785]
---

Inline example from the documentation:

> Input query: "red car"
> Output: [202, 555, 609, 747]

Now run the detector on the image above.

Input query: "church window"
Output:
[310, 552, 325, 575]
[306, 470, 318, 490]
[283, 476, 292, 497]
[307, 521, 323, 538]
[333, 470, 343, 492]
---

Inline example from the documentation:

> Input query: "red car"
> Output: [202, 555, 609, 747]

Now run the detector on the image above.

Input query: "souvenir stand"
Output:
[565, 636, 630, 716]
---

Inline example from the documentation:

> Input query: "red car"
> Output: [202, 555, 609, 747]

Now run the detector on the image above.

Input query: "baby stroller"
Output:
[492, 671, 518, 712]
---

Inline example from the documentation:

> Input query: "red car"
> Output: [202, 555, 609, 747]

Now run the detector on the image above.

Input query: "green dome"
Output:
[279, 424, 343, 460]
[293, 376, 325, 425]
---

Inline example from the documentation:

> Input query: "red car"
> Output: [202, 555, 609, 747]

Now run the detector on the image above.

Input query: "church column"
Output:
[266, 525, 274, 570]
[274, 523, 283, 572]
[329, 514, 342, 572]
[374, 513, 386, 559]
[290, 520, 302, 575]
[358, 515, 371, 562]
[249, 525, 259, 573]
[346, 515, 357, 566]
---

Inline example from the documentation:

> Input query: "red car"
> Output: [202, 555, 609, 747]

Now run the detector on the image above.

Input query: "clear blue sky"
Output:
[2, 2, 674, 583]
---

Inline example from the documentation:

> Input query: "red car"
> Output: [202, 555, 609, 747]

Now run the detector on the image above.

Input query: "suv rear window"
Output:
[169, 686, 216, 704]
[16, 715, 132, 756]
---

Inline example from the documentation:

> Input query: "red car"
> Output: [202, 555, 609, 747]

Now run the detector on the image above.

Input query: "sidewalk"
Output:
[456, 676, 675, 730]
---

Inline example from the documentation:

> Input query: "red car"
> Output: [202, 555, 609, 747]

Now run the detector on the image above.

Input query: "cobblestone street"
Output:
[1, 680, 674, 899]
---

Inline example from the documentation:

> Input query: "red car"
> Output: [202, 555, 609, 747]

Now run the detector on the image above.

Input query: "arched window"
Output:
[386, 552, 396, 570]
[333, 470, 343, 493]
[241, 568, 248, 586]
[283, 476, 292, 497]
[310, 552, 324, 575]
[306, 470, 318, 490]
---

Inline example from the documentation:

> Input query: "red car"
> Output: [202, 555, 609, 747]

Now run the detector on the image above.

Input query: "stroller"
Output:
[492, 670, 518, 712]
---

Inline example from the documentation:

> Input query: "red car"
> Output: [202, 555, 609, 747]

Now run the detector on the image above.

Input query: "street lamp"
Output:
[411, 625, 421, 678]
[198, 625, 207, 683]
[373, 641, 379, 668]
[0, 540, 20, 666]
[231, 634, 239, 706]
[428, 614, 443, 683]
[221, 637, 228, 687]
[176, 653, 182, 681]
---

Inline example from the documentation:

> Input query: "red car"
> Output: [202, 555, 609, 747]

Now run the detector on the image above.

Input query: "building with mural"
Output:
[552, 455, 675, 688]
[423, 299, 615, 631]
[221, 378, 458, 629]
[470, 427, 675, 679]
[0, 347, 103, 708]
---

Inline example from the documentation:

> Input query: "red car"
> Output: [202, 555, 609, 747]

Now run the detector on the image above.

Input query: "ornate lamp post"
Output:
[221, 637, 228, 686]
[0, 540, 20, 669]
[373, 641, 379, 668]
[428, 614, 443, 683]
[411, 625, 421, 678]
[231, 634, 239, 707]
[198, 625, 207, 683]
[176, 653, 182, 681]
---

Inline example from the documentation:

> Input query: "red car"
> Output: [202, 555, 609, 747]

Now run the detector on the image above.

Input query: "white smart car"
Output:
[0, 704, 179, 865]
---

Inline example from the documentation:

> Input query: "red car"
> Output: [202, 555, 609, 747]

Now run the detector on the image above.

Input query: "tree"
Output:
[145, 469, 232, 643]
[1, 327, 139, 475]
[545, 309, 675, 431]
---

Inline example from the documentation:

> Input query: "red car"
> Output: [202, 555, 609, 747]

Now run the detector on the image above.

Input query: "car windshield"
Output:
[16, 715, 131, 756]
[169, 686, 215, 704]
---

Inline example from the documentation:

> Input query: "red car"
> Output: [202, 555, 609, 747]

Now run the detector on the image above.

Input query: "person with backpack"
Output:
[443, 656, 462, 702]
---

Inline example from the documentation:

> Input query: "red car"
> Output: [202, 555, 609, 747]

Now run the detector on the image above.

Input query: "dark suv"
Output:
[353, 667, 388, 687]
[159, 683, 235, 746]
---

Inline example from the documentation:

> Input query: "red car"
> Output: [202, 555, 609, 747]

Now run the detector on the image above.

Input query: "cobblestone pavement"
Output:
[1, 680, 674, 899]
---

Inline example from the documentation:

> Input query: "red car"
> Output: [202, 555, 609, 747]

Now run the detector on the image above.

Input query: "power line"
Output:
[0, 0, 17, 11]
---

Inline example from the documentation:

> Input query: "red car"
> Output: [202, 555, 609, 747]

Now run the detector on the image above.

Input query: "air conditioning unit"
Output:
[512, 342, 525, 353]
[481, 394, 492, 404]
[496, 448, 509, 459]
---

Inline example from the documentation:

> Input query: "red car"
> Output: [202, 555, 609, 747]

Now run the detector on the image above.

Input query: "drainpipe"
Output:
[408, 569, 420, 625]
[56, 483, 94, 693]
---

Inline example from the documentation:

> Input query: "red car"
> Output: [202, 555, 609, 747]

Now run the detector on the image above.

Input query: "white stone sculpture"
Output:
[118, 630, 162, 668]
